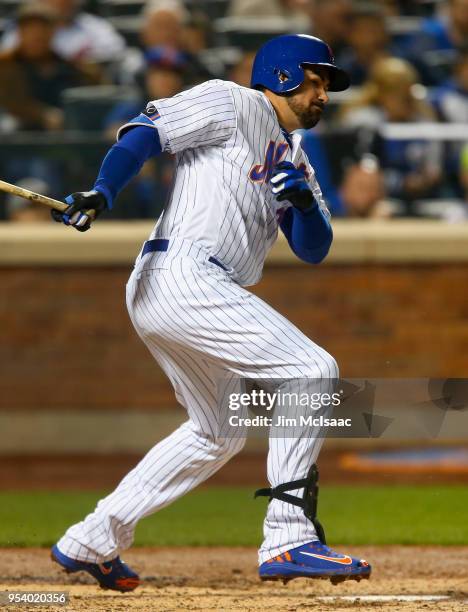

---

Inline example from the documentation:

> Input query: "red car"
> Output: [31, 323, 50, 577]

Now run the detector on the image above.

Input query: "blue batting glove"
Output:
[270, 161, 316, 212]
[51, 190, 108, 232]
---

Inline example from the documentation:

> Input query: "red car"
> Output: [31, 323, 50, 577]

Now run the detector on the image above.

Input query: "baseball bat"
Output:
[0, 179, 68, 211]
[0, 179, 95, 218]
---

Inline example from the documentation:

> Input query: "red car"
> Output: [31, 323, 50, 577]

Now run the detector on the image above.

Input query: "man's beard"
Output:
[286, 96, 323, 129]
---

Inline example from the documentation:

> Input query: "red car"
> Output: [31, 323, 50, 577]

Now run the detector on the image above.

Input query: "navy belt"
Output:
[142, 239, 228, 271]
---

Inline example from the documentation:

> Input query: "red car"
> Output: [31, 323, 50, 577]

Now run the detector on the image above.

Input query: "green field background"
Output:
[1, 485, 466, 547]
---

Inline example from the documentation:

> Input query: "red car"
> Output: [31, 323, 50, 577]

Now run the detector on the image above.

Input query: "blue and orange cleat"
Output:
[259, 541, 371, 585]
[51, 544, 140, 592]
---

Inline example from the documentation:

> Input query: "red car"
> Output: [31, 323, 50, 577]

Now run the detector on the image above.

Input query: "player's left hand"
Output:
[270, 161, 315, 212]
[51, 190, 108, 232]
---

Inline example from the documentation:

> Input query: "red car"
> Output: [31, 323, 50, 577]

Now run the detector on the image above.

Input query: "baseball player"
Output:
[50, 34, 371, 591]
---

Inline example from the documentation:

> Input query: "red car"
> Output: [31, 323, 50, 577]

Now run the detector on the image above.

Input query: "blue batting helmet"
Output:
[251, 34, 350, 94]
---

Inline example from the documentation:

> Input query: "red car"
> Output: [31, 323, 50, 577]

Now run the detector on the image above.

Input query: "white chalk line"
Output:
[317, 595, 456, 603]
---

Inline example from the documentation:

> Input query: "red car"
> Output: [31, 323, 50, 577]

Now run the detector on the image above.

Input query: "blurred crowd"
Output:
[0, 0, 467, 222]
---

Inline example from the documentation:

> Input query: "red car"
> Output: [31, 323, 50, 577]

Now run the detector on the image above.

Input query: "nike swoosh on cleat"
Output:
[299, 552, 353, 565]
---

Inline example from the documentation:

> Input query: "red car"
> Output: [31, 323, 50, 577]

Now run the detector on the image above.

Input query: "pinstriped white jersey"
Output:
[123, 79, 329, 287]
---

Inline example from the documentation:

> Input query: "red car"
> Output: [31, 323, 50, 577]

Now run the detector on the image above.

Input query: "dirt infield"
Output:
[0, 546, 466, 611]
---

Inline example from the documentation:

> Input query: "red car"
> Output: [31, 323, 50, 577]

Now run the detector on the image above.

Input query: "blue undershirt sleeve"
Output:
[280, 204, 333, 264]
[93, 125, 162, 209]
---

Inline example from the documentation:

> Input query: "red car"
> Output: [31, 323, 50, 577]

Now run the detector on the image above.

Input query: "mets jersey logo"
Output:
[249, 141, 311, 183]
[249, 141, 288, 183]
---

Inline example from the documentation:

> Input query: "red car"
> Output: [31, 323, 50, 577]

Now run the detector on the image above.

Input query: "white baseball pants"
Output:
[57, 241, 338, 565]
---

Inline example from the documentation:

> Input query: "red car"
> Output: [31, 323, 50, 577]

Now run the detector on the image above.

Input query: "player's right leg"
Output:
[53, 417, 244, 563]
[52, 285, 246, 589]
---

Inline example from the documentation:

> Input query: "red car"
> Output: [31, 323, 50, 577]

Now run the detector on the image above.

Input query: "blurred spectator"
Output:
[339, 156, 392, 218]
[104, 46, 187, 218]
[341, 58, 442, 210]
[431, 47, 468, 197]
[120, 1, 212, 87]
[142, 0, 188, 49]
[337, 3, 396, 86]
[119, 0, 185, 85]
[182, 11, 222, 81]
[0, 3, 102, 203]
[307, 0, 354, 58]
[427, 0, 468, 48]
[402, 0, 468, 84]
[2, 0, 126, 64]
[301, 129, 391, 217]
[183, 11, 212, 55]
[143, 47, 186, 97]
[431, 47, 468, 123]
[0, 3, 100, 131]
[228, 50, 256, 87]
[341, 58, 435, 128]
[105, 46, 187, 132]
[5, 178, 51, 222]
